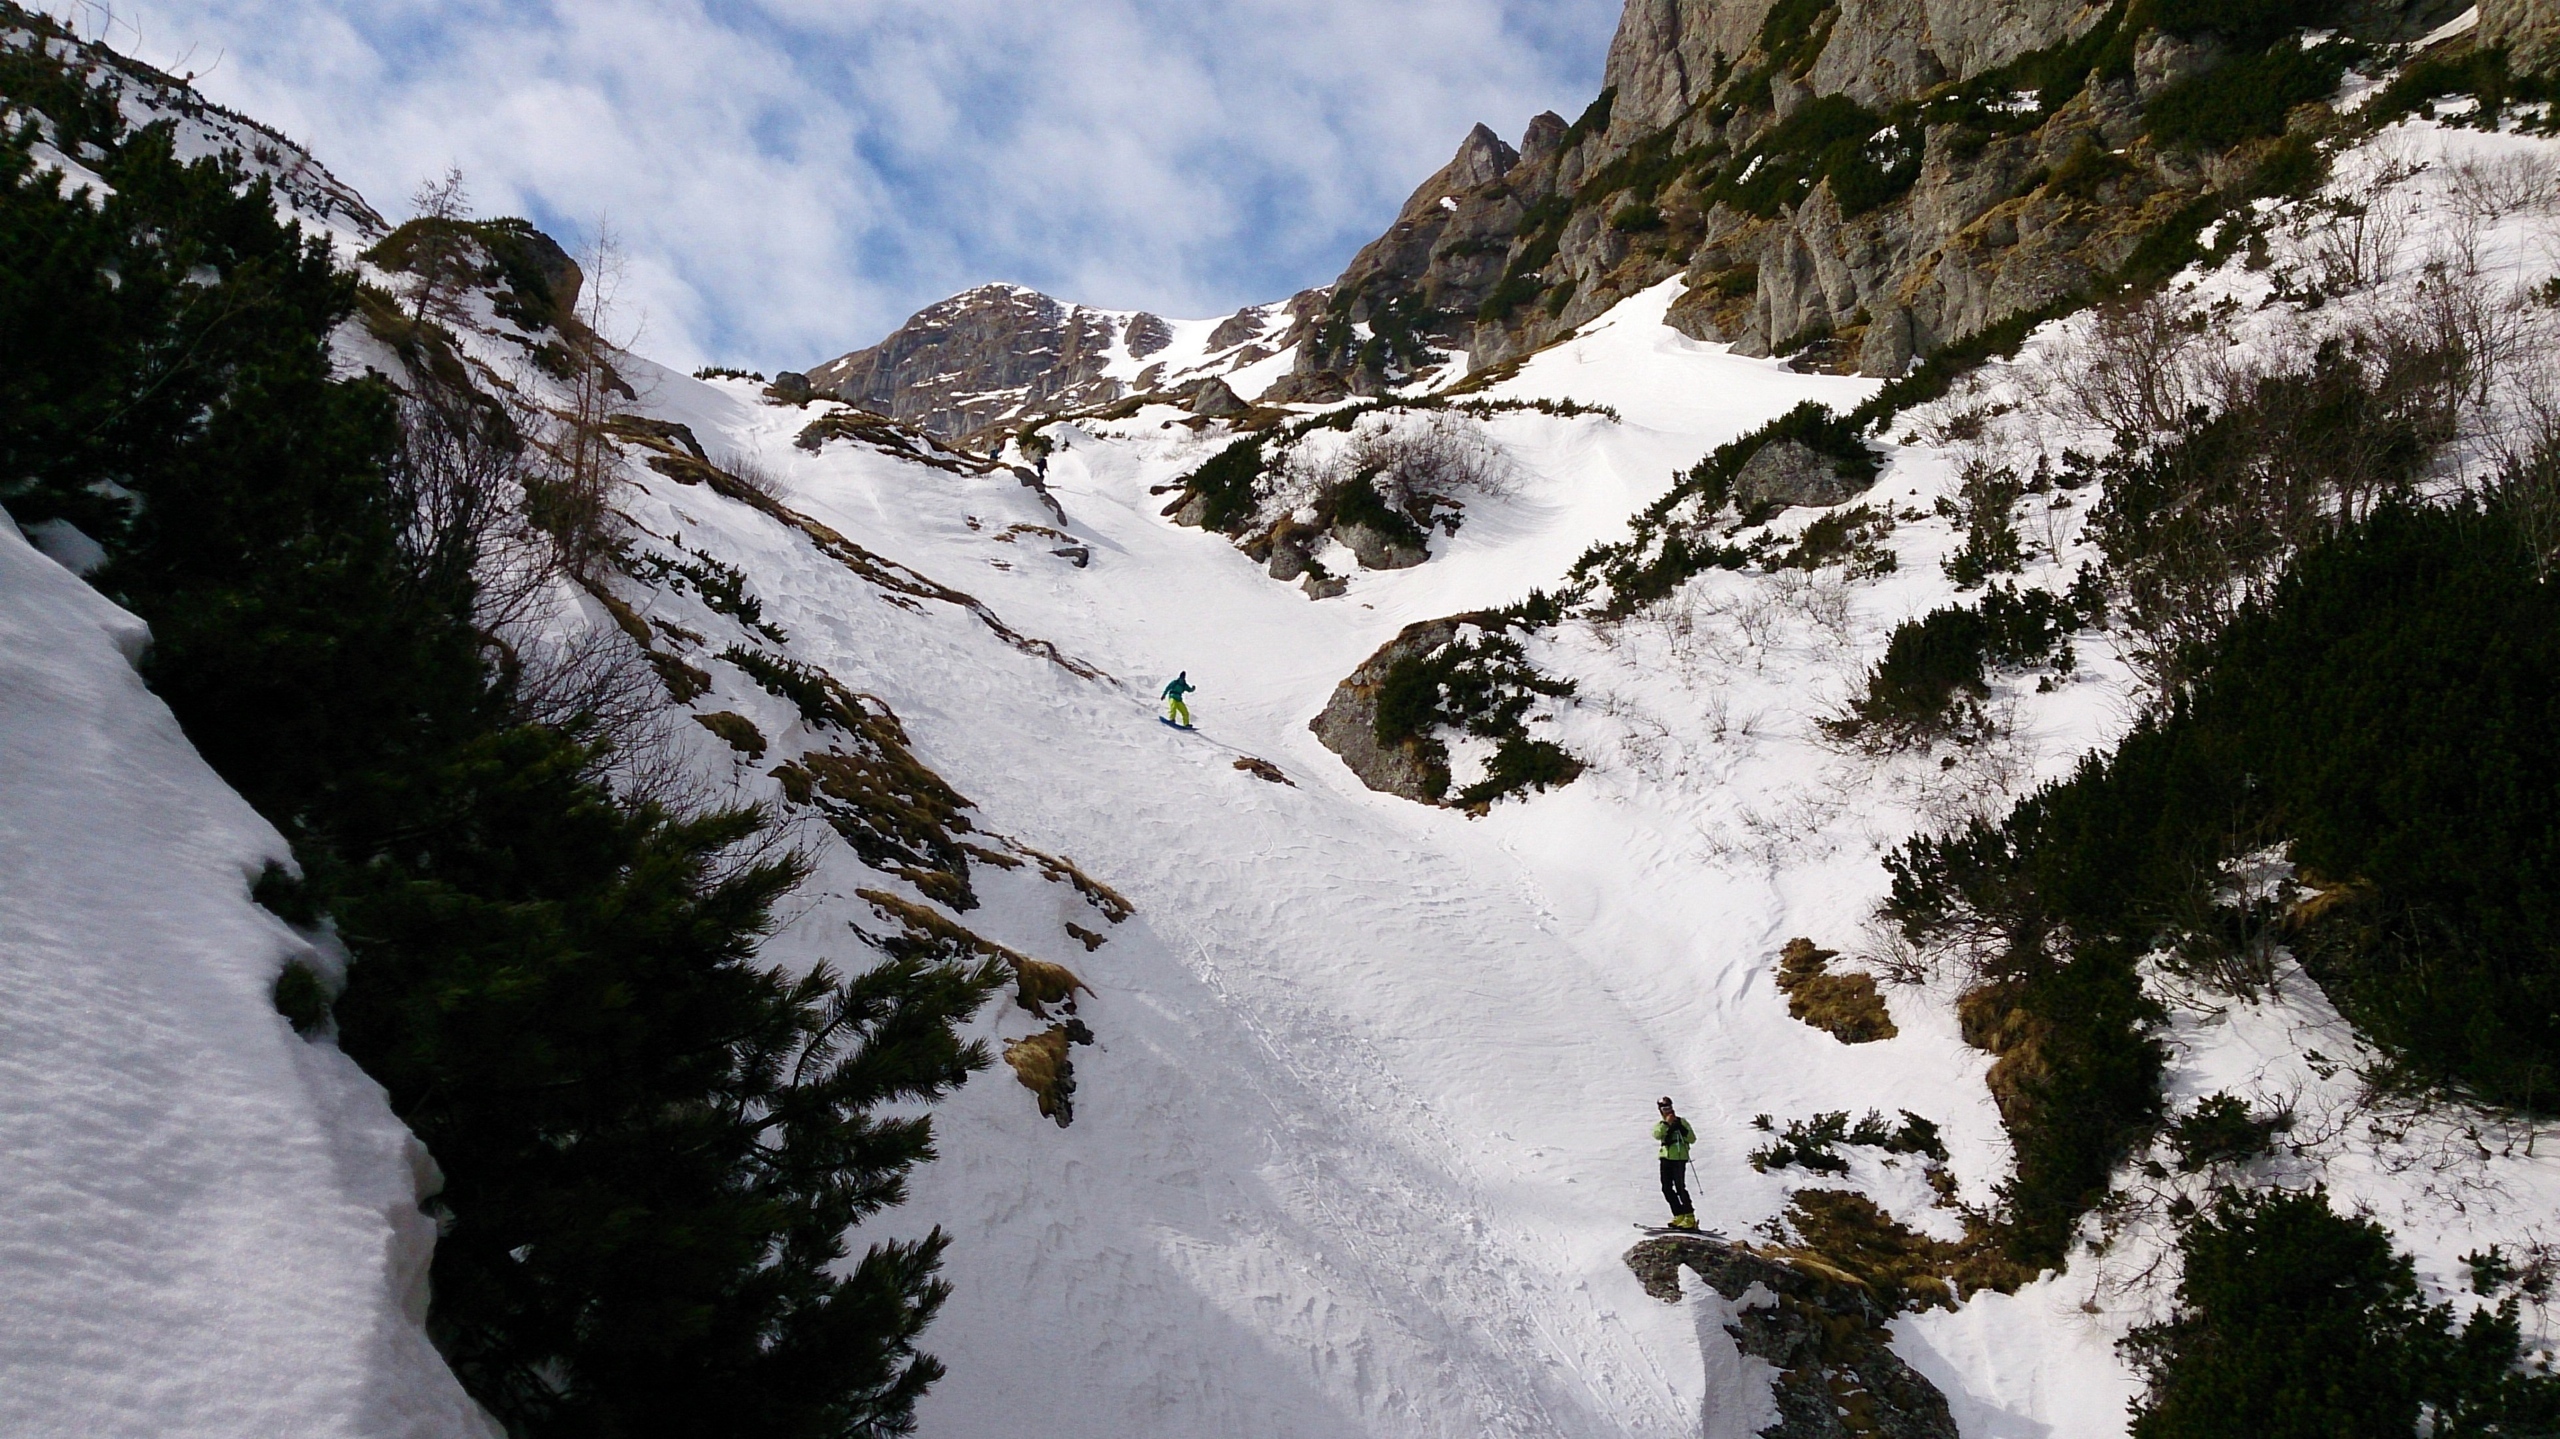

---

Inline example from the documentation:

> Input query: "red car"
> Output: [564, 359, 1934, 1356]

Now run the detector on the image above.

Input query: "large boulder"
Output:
[1187, 377, 1246, 417]
[1332, 518, 1428, 571]
[1734, 438, 1858, 510]
[1309, 618, 1465, 802]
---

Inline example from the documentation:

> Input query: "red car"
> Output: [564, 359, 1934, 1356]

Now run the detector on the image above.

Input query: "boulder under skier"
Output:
[1654, 1096, 1698, 1230]
[1161, 671, 1196, 729]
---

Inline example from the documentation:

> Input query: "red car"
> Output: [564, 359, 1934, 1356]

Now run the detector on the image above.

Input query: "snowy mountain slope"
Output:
[2, 16, 382, 246]
[601, 106, 2560, 1436]
[0, 517, 494, 1438]
[16, 12, 2560, 1437]
[592, 300, 1994, 1437]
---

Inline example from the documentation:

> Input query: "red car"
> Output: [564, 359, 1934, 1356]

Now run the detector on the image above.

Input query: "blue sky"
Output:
[91, 0, 1623, 369]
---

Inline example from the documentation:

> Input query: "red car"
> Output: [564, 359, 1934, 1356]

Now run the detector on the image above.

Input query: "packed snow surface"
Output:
[0, 515, 494, 1438]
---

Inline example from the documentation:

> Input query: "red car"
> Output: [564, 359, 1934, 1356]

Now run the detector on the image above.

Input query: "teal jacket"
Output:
[1162, 677, 1195, 700]
[1655, 1117, 1694, 1162]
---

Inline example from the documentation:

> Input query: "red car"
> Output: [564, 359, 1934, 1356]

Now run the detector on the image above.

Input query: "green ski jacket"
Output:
[1654, 1117, 1694, 1162]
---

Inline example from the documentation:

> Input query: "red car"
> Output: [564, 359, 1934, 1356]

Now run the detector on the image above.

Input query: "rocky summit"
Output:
[802, 283, 1300, 444]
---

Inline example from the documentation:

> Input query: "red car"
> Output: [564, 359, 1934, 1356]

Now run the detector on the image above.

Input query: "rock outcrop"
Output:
[1309, 618, 1468, 803]
[1626, 1235, 1958, 1439]
[804, 284, 1314, 444]
[1275, 122, 1543, 392]
[2484, 0, 2560, 74]
[1269, 0, 2469, 393]
[1735, 437, 1857, 509]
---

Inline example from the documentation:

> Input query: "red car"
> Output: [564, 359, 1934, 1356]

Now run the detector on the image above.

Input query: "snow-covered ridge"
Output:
[799, 281, 1311, 443]
[2, 20, 381, 245]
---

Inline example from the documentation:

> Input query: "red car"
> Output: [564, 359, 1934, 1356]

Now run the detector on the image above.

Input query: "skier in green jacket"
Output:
[1161, 672, 1196, 728]
[1655, 1096, 1698, 1229]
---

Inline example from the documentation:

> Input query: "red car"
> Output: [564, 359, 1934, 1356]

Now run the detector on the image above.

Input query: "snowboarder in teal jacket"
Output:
[1654, 1097, 1698, 1229]
[1162, 672, 1196, 728]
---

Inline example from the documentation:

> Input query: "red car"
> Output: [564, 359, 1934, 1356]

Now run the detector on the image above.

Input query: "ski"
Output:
[1634, 1223, 1725, 1240]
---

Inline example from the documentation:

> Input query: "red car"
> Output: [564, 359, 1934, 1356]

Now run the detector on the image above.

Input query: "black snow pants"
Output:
[1659, 1158, 1694, 1217]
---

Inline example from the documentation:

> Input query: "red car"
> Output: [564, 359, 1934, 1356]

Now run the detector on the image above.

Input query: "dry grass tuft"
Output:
[1004, 1027, 1076, 1127]
[691, 710, 766, 759]
[1014, 957, 1091, 1018]
[1775, 1189, 2034, 1309]
[1774, 938, 1899, 1043]
[1233, 755, 1293, 784]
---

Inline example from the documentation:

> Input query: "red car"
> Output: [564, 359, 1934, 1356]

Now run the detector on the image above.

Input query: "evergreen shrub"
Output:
[2126, 1187, 2560, 1438]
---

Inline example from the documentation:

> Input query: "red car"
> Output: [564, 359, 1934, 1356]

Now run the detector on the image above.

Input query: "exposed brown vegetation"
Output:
[1232, 755, 1292, 784]
[1774, 938, 1898, 1044]
[691, 710, 766, 759]
[1005, 841, 1135, 923]
[1774, 1189, 2034, 1310]
[1004, 1027, 1076, 1127]
[1012, 957, 1092, 1019]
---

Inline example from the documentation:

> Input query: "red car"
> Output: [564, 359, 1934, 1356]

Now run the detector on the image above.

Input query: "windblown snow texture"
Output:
[0, 515, 496, 1438]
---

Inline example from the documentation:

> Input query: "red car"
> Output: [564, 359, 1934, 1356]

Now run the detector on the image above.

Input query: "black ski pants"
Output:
[1659, 1157, 1693, 1217]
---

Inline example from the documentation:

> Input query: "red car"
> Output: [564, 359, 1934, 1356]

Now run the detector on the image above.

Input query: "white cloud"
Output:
[83, 0, 1620, 368]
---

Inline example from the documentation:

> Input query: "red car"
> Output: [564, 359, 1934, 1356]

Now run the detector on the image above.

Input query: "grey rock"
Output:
[2134, 27, 2225, 102]
[1663, 276, 1734, 342]
[1859, 305, 1916, 377]
[1517, 110, 1570, 168]
[1125, 312, 1174, 358]
[1770, 69, 1814, 121]
[1050, 545, 1091, 568]
[763, 371, 814, 406]
[1302, 572, 1349, 601]
[1806, 0, 2095, 111]
[1187, 377, 1247, 417]
[2485, 0, 2560, 74]
[1735, 438, 1858, 509]
[1206, 305, 1272, 350]
[1600, 0, 1783, 145]
[1625, 1237, 1958, 1439]
[1266, 535, 1311, 582]
[1309, 619, 1466, 798]
[1275, 124, 1529, 387]
[1333, 518, 1428, 570]
[506, 225, 584, 325]
[1263, 369, 1351, 405]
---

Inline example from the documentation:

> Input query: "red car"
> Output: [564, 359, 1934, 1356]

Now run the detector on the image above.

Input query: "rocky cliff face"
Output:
[1272, 0, 2466, 391]
[2484, 0, 2560, 73]
[806, 0, 2477, 436]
